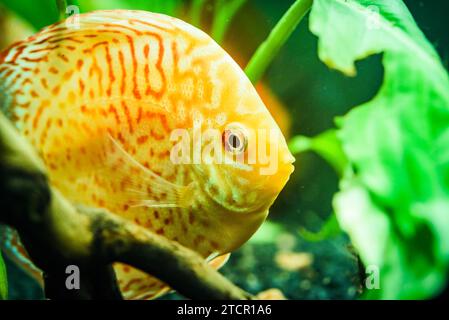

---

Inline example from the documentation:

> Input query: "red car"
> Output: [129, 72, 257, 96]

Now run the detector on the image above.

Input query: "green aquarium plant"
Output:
[290, 0, 449, 299]
[0, 251, 7, 299]
[312, 0, 449, 299]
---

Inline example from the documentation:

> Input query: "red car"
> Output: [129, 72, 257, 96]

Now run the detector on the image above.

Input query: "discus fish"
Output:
[0, 10, 294, 299]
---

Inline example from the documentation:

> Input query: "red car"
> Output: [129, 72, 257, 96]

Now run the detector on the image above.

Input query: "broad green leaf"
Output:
[310, 0, 449, 299]
[0, 251, 7, 300]
[357, 0, 437, 58]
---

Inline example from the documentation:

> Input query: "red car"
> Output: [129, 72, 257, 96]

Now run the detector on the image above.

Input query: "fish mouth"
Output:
[264, 154, 295, 196]
[283, 161, 295, 180]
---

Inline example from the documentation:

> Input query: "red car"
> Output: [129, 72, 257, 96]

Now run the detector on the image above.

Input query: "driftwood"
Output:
[0, 112, 252, 300]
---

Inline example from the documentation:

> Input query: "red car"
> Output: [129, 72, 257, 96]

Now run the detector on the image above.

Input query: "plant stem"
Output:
[245, 0, 313, 84]
[0, 251, 7, 300]
[211, 0, 247, 44]
[190, 0, 207, 29]
[56, 0, 68, 21]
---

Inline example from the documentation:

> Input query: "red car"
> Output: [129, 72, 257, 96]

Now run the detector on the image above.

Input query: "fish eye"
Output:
[223, 126, 247, 154]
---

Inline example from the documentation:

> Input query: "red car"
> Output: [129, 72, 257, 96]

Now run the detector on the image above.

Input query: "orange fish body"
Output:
[0, 10, 294, 299]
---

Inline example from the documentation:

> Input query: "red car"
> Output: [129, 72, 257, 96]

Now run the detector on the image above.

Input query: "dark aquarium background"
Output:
[0, 0, 448, 300]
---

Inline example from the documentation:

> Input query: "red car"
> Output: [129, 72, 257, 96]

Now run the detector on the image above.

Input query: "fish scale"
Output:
[0, 10, 294, 299]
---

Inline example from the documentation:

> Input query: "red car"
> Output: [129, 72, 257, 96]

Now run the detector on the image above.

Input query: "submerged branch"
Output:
[0, 112, 251, 300]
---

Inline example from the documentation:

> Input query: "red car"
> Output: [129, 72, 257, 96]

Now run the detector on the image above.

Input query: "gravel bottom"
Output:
[162, 225, 361, 300]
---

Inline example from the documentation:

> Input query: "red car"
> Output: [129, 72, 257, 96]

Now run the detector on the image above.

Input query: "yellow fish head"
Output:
[186, 77, 295, 252]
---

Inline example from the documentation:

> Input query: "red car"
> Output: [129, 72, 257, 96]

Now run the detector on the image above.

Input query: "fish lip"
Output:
[286, 153, 296, 165]
[281, 153, 295, 176]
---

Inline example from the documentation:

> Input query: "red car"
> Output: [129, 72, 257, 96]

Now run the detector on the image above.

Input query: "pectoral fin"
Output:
[105, 134, 193, 209]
